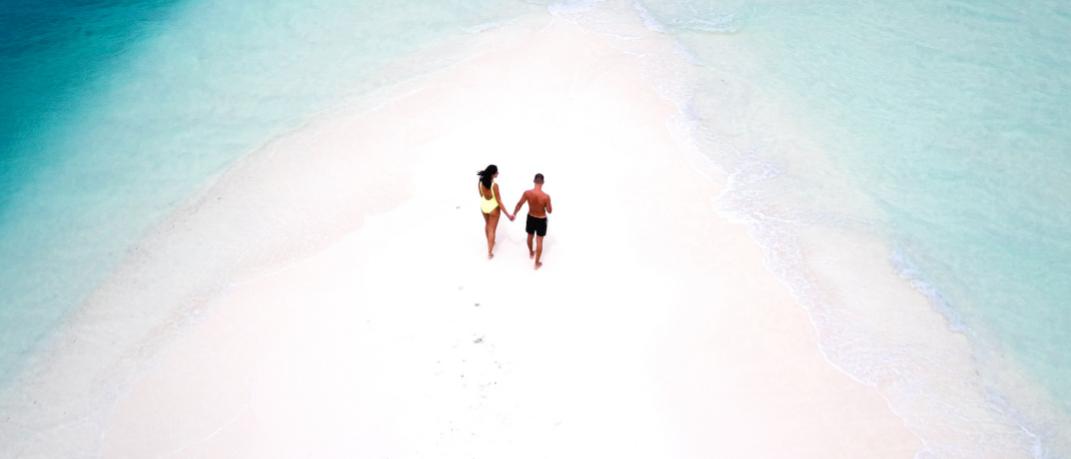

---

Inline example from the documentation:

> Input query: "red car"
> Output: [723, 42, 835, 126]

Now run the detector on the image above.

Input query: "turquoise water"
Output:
[2, 0, 1069, 456]
[639, 0, 1071, 454]
[751, 0, 1071, 415]
[1, 0, 185, 381]
[742, 0, 1071, 410]
[0, 0, 531, 384]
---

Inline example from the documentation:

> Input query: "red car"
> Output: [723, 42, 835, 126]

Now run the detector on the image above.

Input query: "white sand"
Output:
[3, 10, 924, 458]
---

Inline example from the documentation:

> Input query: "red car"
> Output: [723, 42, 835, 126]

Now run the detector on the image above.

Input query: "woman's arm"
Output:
[494, 183, 513, 220]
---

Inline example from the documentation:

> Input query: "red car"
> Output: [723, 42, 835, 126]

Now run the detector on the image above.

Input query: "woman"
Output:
[477, 164, 514, 259]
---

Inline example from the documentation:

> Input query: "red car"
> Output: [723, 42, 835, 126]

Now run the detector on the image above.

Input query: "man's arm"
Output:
[513, 191, 528, 216]
[545, 194, 552, 214]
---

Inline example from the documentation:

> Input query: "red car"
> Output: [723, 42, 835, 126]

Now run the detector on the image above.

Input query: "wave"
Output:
[608, 0, 1069, 456]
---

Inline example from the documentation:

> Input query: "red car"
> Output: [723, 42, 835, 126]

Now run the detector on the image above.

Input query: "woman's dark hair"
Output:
[477, 164, 498, 188]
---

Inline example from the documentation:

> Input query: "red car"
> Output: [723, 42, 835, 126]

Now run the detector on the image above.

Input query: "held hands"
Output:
[507, 212, 516, 221]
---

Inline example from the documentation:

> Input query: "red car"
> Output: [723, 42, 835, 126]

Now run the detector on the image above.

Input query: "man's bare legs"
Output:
[526, 233, 535, 258]
[534, 235, 544, 269]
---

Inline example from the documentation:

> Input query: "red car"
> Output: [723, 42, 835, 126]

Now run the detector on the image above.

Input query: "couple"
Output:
[477, 164, 553, 269]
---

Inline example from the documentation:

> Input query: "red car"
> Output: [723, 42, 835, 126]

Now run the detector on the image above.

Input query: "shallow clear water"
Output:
[725, 1, 1071, 392]
[751, 1, 1071, 416]
[0, 0, 531, 383]
[638, 0, 1071, 455]
[2, 0, 1069, 456]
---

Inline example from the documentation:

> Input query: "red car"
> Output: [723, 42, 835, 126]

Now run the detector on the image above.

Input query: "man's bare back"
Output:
[520, 189, 551, 218]
[513, 173, 553, 269]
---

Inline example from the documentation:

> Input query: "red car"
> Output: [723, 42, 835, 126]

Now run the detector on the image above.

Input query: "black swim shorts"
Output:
[525, 214, 548, 237]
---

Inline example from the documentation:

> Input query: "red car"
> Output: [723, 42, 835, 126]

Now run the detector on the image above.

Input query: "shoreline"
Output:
[642, 0, 1069, 450]
[0, 11, 921, 457]
[97, 14, 922, 456]
[4, 3, 1056, 457]
[699, 44, 1067, 456]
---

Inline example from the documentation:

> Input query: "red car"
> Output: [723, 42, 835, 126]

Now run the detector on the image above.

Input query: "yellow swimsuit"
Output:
[480, 181, 498, 214]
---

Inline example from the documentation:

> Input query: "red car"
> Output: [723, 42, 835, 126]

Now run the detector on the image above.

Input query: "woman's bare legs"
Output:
[482, 212, 492, 258]
[486, 208, 501, 258]
[482, 209, 502, 259]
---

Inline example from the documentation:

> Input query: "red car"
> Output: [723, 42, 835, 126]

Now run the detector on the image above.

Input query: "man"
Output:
[513, 173, 553, 269]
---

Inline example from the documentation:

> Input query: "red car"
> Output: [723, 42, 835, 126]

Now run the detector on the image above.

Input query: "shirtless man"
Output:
[513, 173, 553, 269]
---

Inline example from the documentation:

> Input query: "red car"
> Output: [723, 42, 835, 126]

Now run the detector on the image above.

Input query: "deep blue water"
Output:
[1, 0, 184, 381]
[1, 0, 181, 188]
